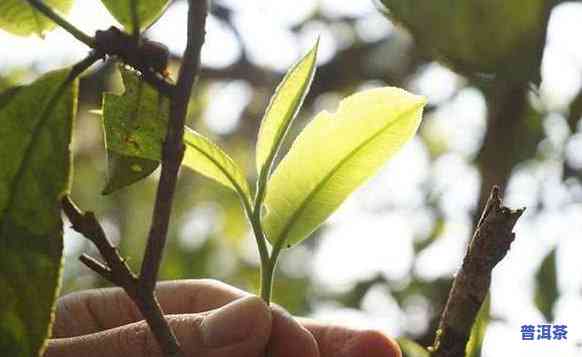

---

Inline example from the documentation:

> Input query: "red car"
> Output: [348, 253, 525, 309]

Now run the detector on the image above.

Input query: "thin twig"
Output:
[430, 186, 525, 357]
[62, 196, 185, 357]
[26, 0, 95, 47]
[26, 0, 174, 97]
[130, 0, 140, 41]
[139, 0, 208, 293]
[62, 197, 138, 294]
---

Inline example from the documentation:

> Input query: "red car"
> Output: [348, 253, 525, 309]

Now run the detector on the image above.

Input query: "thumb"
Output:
[44, 296, 272, 357]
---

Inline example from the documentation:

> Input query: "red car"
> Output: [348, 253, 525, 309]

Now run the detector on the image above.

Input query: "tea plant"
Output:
[0, 0, 426, 356]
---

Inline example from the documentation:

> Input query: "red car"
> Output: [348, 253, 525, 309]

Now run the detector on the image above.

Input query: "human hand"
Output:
[44, 280, 400, 357]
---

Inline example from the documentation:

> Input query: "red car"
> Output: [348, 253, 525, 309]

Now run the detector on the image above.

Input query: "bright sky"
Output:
[3, 1, 582, 355]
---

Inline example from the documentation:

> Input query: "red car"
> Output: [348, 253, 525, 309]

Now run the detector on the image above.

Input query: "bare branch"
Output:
[139, 0, 208, 293]
[61, 196, 139, 294]
[62, 196, 185, 357]
[430, 186, 525, 357]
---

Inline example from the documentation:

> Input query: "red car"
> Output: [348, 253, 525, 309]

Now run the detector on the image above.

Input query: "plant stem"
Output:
[249, 204, 269, 264]
[251, 186, 276, 303]
[259, 232, 286, 303]
[28, 0, 175, 97]
[260, 257, 275, 302]
[139, 0, 208, 293]
[130, 0, 140, 41]
[26, 0, 95, 48]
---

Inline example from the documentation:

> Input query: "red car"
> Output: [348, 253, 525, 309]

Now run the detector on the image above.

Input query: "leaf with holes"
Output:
[101, 67, 167, 194]
[103, 67, 251, 202]
[262, 87, 426, 248]
[0, 68, 77, 356]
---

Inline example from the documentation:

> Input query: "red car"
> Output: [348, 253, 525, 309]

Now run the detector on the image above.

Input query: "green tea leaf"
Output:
[100, 0, 171, 32]
[0, 69, 77, 356]
[256, 41, 318, 179]
[397, 338, 429, 357]
[465, 294, 491, 357]
[0, 0, 73, 36]
[103, 67, 250, 201]
[183, 128, 252, 202]
[262, 87, 425, 248]
[534, 248, 558, 322]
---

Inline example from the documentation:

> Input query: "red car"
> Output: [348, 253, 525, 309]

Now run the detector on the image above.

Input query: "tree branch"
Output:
[26, 1, 174, 97]
[430, 186, 525, 357]
[62, 196, 185, 357]
[54, 1, 204, 356]
[139, 0, 208, 304]
[61, 196, 138, 292]
[26, 0, 95, 47]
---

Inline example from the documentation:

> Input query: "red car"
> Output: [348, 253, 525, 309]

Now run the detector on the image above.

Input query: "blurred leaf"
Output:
[100, 0, 170, 32]
[465, 294, 491, 357]
[0, 69, 77, 356]
[256, 40, 318, 178]
[103, 67, 251, 201]
[398, 338, 429, 357]
[221, 194, 249, 248]
[263, 87, 426, 248]
[0, 0, 73, 37]
[271, 275, 309, 315]
[102, 152, 158, 195]
[339, 274, 386, 308]
[379, 0, 552, 83]
[534, 248, 558, 322]
[514, 102, 544, 164]
[413, 217, 445, 253]
[567, 89, 582, 132]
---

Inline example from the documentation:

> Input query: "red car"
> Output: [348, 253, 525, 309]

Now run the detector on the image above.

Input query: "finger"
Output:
[267, 305, 319, 357]
[53, 279, 246, 338]
[298, 318, 401, 357]
[45, 296, 271, 357]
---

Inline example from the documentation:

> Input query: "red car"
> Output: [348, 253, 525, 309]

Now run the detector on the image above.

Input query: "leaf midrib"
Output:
[184, 132, 250, 201]
[258, 51, 316, 177]
[271, 104, 422, 247]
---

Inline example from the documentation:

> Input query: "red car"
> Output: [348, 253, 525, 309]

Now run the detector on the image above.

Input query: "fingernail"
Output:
[201, 296, 269, 347]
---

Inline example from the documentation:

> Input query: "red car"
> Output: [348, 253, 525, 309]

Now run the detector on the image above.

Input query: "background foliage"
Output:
[1, 0, 581, 356]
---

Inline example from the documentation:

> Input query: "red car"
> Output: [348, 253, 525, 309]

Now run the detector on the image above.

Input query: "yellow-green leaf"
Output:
[465, 294, 491, 357]
[183, 128, 251, 202]
[256, 41, 318, 178]
[0, 69, 77, 356]
[262, 87, 426, 248]
[398, 338, 429, 357]
[0, 0, 73, 37]
[100, 0, 171, 32]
